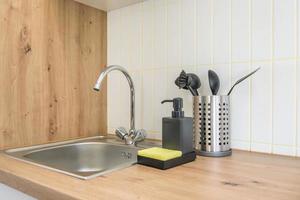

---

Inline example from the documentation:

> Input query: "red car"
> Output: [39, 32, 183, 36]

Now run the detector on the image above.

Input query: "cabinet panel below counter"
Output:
[0, 183, 36, 200]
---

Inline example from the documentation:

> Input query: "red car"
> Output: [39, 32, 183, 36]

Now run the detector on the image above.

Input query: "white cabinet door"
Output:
[0, 183, 36, 200]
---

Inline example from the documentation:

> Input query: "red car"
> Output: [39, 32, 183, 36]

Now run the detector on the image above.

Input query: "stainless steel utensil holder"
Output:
[193, 96, 232, 157]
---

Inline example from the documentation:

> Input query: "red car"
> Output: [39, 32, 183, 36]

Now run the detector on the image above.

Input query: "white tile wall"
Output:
[231, 63, 251, 150]
[107, 0, 300, 156]
[252, 0, 272, 61]
[272, 60, 297, 155]
[213, 0, 231, 64]
[196, 0, 212, 65]
[181, 0, 196, 66]
[166, 0, 181, 67]
[251, 62, 272, 153]
[273, 0, 297, 59]
[298, 62, 300, 155]
[231, 0, 250, 62]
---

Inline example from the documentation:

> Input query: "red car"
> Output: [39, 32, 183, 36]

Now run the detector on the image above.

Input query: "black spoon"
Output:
[227, 67, 261, 95]
[208, 70, 220, 95]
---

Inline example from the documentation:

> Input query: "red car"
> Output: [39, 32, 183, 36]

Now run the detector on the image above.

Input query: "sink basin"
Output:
[4, 136, 148, 180]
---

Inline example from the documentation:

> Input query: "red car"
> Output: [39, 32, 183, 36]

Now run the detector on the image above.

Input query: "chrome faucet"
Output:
[94, 65, 146, 145]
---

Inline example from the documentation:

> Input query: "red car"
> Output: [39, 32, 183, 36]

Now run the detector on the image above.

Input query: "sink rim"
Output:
[22, 141, 139, 157]
[5, 136, 106, 154]
[3, 136, 144, 180]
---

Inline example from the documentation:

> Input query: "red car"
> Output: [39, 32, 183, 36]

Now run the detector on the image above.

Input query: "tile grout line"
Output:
[193, 0, 197, 69]
[150, 0, 155, 134]
[249, 0, 253, 151]
[231, 138, 288, 144]
[271, 0, 274, 154]
[232, 139, 299, 147]
[140, 2, 145, 130]
[229, 0, 233, 148]
[179, 0, 182, 68]
[295, 0, 298, 156]
[149, 1, 154, 133]
[126, 56, 300, 72]
[118, 9, 123, 130]
[107, 12, 110, 131]
[166, 0, 169, 69]
[194, 0, 198, 87]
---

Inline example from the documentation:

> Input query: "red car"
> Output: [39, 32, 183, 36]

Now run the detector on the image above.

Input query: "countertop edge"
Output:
[0, 168, 78, 200]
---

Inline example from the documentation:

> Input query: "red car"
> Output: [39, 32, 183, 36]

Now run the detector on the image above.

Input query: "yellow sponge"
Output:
[138, 147, 182, 161]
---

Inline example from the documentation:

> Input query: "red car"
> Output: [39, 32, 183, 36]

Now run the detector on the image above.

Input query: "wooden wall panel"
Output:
[0, 0, 107, 149]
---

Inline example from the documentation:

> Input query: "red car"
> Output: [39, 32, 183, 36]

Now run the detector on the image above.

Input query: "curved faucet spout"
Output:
[94, 65, 135, 135]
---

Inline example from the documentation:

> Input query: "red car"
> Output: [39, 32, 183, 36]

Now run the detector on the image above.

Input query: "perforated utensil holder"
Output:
[193, 96, 232, 157]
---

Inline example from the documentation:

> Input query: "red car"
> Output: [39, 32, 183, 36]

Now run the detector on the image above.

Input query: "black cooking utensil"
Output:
[227, 67, 261, 95]
[208, 70, 220, 95]
[175, 70, 201, 96]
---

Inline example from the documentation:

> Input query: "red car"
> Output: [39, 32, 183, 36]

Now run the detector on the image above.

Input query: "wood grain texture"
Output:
[0, 0, 107, 150]
[0, 150, 299, 200]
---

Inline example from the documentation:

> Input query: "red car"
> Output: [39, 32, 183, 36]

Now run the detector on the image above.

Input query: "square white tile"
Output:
[153, 0, 167, 68]
[273, 145, 296, 156]
[251, 0, 272, 61]
[196, 0, 212, 65]
[273, 0, 297, 59]
[231, 63, 251, 142]
[119, 72, 131, 128]
[152, 69, 168, 133]
[166, 0, 181, 67]
[251, 62, 272, 144]
[251, 142, 272, 154]
[142, 0, 154, 69]
[213, 0, 231, 64]
[142, 70, 154, 132]
[128, 3, 142, 69]
[231, 0, 250, 62]
[231, 140, 250, 151]
[107, 73, 121, 129]
[273, 60, 297, 146]
[120, 6, 133, 68]
[298, 0, 300, 58]
[107, 10, 121, 65]
[181, 0, 196, 67]
[297, 62, 300, 152]
[131, 71, 143, 130]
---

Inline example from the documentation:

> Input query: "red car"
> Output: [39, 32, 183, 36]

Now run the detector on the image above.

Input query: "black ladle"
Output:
[208, 70, 220, 95]
[227, 67, 261, 95]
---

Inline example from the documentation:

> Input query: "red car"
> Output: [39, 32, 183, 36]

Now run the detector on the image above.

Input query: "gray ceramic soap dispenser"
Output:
[161, 98, 193, 154]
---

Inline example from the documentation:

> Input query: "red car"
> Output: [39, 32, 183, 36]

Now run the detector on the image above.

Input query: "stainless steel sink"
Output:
[4, 136, 156, 180]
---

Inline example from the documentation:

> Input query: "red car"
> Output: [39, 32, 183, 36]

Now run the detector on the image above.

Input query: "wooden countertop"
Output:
[0, 150, 299, 200]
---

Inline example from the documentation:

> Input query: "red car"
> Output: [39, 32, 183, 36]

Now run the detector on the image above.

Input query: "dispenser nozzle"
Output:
[161, 98, 184, 118]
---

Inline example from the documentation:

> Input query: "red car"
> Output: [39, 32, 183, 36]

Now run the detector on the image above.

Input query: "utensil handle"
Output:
[227, 67, 260, 95]
[188, 86, 198, 96]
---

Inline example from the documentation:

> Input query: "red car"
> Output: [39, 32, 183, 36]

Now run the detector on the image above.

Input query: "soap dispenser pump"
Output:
[161, 98, 184, 118]
[161, 98, 193, 154]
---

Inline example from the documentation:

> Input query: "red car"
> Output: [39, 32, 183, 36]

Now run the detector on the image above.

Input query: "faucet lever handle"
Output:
[115, 127, 128, 140]
[133, 129, 147, 143]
